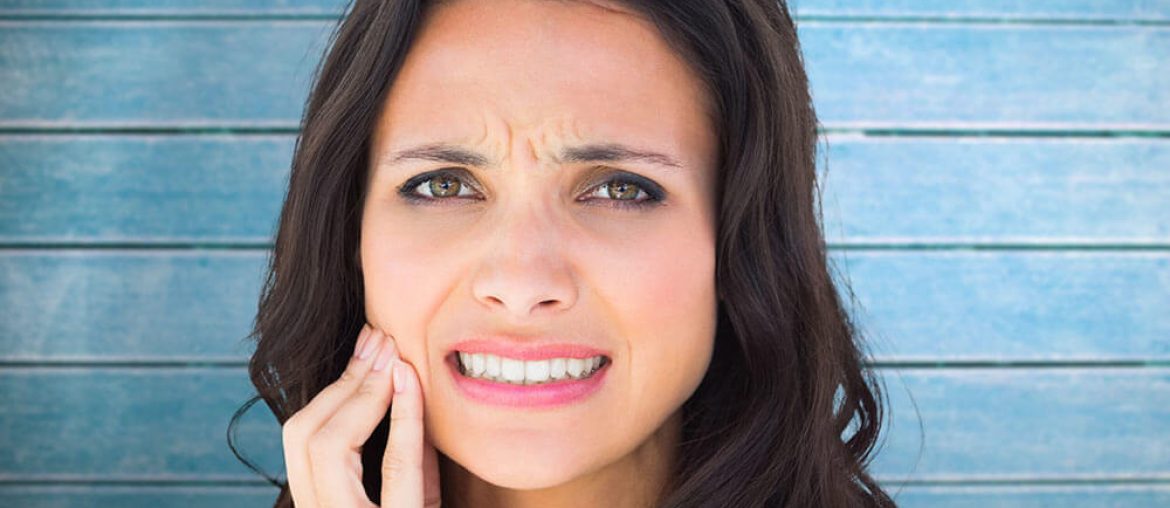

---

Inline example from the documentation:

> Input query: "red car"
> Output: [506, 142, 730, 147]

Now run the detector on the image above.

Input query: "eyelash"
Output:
[395, 168, 666, 211]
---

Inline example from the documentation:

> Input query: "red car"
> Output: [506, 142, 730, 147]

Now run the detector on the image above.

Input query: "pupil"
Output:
[430, 176, 460, 197]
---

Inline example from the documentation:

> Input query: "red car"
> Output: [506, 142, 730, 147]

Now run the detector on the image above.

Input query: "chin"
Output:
[443, 434, 604, 490]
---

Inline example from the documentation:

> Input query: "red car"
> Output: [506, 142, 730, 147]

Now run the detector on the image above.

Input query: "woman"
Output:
[231, 0, 894, 505]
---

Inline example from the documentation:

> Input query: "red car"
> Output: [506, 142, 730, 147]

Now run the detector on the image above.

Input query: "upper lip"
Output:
[449, 336, 611, 361]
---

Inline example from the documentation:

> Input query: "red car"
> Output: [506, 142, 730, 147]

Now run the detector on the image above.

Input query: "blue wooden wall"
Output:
[2, 1, 1168, 506]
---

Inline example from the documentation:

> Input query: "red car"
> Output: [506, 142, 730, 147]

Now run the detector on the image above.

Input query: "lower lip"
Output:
[446, 354, 610, 409]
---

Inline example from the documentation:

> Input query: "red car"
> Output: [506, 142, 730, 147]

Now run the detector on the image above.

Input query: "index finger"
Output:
[380, 358, 440, 507]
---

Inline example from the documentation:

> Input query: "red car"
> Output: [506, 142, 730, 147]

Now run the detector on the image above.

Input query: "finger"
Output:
[381, 358, 430, 506]
[310, 332, 401, 507]
[282, 324, 376, 508]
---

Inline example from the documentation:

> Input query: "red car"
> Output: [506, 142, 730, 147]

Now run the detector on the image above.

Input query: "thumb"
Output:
[381, 358, 441, 507]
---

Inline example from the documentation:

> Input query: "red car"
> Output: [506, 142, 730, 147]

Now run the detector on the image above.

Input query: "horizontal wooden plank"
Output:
[0, 251, 265, 360]
[3, 136, 1167, 244]
[801, 23, 1170, 130]
[0, 22, 1165, 128]
[889, 484, 1170, 507]
[0, 485, 279, 508]
[838, 251, 1170, 361]
[1, 0, 1166, 22]
[871, 367, 1170, 479]
[820, 137, 1170, 245]
[0, 1, 346, 16]
[0, 21, 327, 127]
[0, 367, 1165, 479]
[794, 0, 1170, 21]
[0, 135, 291, 243]
[0, 368, 283, 479]
[2, 483, 1169, 508]
[2, 251, 1167, 361]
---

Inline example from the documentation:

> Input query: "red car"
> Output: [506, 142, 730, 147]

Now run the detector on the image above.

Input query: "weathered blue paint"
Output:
[2, 0, 1167, 22]
[3, 136, 1167, 243]
[2, 251, 1168, 361]
[1, 1, 1166, 505]
[1, 23, 1167, 128]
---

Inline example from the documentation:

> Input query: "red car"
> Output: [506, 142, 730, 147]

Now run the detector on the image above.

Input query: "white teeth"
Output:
[566, 358, 585, 377]
[550, 358, 566, 379]
[458, 352, 605, 384]
[485, 355, 500, 378]
[500, 357, 525, 383]
[525, 360, 550, 384]
[471, 353, 485, 376]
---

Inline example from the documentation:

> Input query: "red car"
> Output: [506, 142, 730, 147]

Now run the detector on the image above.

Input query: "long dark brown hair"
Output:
[228, 0, 897, 505]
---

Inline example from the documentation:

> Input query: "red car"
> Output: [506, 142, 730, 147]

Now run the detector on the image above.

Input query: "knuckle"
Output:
[306, 427, 344, 460]
[381, 453, 418, 478]
[354, 379, 389, 401]
[281, 415, 304, 445]
[337, 368, 360, 385]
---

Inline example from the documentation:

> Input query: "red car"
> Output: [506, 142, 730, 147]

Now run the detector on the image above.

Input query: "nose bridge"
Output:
[470, 176, 578, 318]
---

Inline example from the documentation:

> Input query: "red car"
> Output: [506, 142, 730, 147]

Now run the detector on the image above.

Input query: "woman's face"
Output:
[361, 0, 719, 490]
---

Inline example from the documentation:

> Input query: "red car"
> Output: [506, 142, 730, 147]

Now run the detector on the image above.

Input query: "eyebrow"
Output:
[381, 142, 683, 170]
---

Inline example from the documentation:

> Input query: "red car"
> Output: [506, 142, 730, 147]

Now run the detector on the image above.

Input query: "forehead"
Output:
[372, 0, 714, 162]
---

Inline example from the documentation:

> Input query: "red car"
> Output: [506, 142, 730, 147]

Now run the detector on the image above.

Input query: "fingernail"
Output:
[358, 330, 381, 361]
[372, 335, 398, 372]
[392, 359, 407, 394]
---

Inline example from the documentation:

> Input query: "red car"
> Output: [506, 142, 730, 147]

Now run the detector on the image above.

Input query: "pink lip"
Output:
[446, 355, 610, 408]
[448, 338, 610, 361]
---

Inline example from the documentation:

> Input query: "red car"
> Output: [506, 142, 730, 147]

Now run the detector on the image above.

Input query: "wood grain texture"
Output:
[1, 23, 1166, 128]
[0, 135, 292, 243]
[1, 1, 1166, 503]
[3, 136, 1167, 244]
[2, 0, 1167, 21]
[3, 250, 1167, 362]
[3, 483, 1169, 507]
[1, 367, 1165, 479]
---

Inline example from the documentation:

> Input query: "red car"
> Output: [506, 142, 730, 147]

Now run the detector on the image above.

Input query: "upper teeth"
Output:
[457, 352, 605, 384]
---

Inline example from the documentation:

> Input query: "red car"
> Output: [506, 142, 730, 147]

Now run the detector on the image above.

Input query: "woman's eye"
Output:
[397, 168, 664, 210]
[580, 176, 664, 210]
[397, 169, 480, 203]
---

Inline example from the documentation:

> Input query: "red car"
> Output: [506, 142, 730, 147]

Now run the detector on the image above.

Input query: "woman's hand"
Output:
[281, 324, 442, 507]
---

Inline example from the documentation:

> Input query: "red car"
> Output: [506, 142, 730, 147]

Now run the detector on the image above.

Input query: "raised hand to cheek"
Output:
[280, 324, 441, 507]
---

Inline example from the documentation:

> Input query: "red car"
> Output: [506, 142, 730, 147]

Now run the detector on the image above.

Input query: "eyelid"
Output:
[397, 166, 665, 206]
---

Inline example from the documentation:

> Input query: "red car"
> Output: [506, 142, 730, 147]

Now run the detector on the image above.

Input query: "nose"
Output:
[470, 200, 579, 319]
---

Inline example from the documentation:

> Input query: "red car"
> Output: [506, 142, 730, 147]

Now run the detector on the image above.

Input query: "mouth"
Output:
[445, 348, 611, 408]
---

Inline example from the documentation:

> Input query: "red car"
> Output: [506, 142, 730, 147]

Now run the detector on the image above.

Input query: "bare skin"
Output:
[281, 0, 719, 505]
[281, 324, 441, 507]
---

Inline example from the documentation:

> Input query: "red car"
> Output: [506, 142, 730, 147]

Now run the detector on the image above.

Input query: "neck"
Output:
[441, 408, 682, 508]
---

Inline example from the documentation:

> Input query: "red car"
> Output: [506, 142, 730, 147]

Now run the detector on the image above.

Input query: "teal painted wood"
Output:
[3, 484, 1169, 508]
[0, 0, 347, 16]
[837, 251, 1170, 361]
[3, 136, 1167, 244]
[889, 484, 1170, 507]
[3, 0, 1167, 21]
[0, 486, 280, 508]
[800, 23, 1170, 130]
[0, 368, 283, 480]
[869, 367, 1170, 479]
[0, 135, 292, 243]
[1, 367, 1166, 479]
[0, 251, 265, 360]
[793, 0, 1170, 21]
[3, 251, 1168, 362]
[2, 23, 1167, 128]
[0, 21, 329, 127]
[820, 137, 1170, 245]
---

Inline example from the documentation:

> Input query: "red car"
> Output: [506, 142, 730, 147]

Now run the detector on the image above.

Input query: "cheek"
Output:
[606, 212, 717, 421]
[359, 216, 452, 375]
